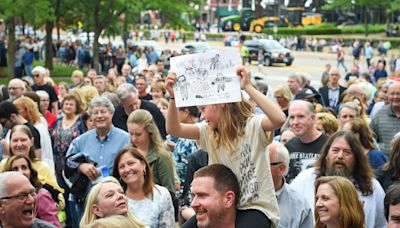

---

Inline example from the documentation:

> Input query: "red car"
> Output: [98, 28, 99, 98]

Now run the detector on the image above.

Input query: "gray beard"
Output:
[325, 167, 357, 187]
[326, 166, 353, 180]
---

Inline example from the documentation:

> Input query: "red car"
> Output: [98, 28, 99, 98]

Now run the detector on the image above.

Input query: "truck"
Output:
[249, 7, 323, 33]
[220, 8, 255, 32]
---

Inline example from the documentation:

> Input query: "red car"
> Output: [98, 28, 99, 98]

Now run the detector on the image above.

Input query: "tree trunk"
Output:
[45, 20, 54, 70]
[123, 18, 128, 50]
[55, 0, 61, 41]
[6, 18, 16, 79]
[93, 32, 100, 72]
[93, 0, 100, 72]
[364, 6, 369, 37]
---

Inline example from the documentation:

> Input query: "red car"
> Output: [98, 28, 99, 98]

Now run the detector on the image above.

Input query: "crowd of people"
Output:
[0, 34, 400, 228]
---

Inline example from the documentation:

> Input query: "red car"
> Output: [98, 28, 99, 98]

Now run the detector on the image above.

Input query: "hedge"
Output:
[0, 61, 86, 78]
[314, 36, 400, 49]
[261, 23, 386, 36]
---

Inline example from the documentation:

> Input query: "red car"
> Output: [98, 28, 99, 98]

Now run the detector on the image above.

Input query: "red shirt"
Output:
[45, 110, 57, 131]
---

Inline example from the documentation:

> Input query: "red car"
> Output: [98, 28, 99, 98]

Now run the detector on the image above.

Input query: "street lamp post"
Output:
[217, 0, 220, 33]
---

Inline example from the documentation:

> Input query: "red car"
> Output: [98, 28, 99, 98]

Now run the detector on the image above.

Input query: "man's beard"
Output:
[326, 160, 354, 179]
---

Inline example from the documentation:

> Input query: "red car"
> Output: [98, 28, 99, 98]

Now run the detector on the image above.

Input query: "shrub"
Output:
[33, 61, 87, 77]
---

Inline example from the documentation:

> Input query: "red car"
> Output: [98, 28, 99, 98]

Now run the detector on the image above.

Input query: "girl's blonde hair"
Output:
[79, 177, 144, 227]
[208, 100, 254, 151]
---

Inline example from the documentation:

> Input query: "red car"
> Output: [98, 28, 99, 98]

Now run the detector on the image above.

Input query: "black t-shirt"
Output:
[32, 84, 58, 111]
[182, 209, 270, 228]
[284, 134, 328, 183]
[140, 93, 152, 101]
[112, 100, 167, 139]
[24, 122, 41, 149]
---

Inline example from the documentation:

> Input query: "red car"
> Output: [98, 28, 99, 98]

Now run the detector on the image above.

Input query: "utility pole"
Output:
[217, 0, 221, 33]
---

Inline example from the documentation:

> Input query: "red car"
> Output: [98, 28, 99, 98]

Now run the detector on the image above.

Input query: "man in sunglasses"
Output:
[31, 66, 58, 115]
[0, 172, 55, 228]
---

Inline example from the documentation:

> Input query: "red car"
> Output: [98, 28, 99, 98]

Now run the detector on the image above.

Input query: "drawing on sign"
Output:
[212, 73, 233, 93]
[176, 75, 189, 101]
[170, 50, 241, 107]
[209, 54, 220, 70]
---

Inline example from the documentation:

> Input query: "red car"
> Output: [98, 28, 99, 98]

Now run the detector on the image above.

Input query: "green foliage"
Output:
[143, 31, 152, 39]
[339, 25, 386, 34]
[32, 61, 86, 77]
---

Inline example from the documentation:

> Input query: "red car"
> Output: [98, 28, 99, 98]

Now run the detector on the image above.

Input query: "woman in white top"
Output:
[113, 147, 175, 228]
[13, 96, 55, 173]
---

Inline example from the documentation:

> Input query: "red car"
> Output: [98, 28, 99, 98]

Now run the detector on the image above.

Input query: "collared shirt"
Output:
[370, 105, 400, 155]
[66, 125, 130, 172]
[276, 182, 313, 228]
[327, 84, 340, 108]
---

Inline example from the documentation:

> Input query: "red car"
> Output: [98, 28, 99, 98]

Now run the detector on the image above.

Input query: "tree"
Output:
[0, 1, 26, 78]
[323, 0, 392, 37]
[74, 0, 202, 72]
[0, 0, 53, 78]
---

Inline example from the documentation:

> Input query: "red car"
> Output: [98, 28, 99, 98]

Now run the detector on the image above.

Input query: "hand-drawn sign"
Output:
[170, 51, 241, 107]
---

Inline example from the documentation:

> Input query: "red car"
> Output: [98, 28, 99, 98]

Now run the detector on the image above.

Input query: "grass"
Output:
[0, 60, 82, 85]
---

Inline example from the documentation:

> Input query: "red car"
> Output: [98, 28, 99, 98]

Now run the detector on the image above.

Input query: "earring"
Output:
[143, 170, 146, 176]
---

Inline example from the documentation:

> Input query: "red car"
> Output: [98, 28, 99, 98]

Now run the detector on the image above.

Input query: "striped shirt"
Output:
[370, 105, 400, 155]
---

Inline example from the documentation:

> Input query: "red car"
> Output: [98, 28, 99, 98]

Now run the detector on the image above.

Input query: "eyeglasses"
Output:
[270, 162, 283, 166]
[33, 74, 40, 78]
[8, 87, 22, 90]
[91, 110, 109, 116]
[0, 188, 37, 201]
[388, 92, 400, 97]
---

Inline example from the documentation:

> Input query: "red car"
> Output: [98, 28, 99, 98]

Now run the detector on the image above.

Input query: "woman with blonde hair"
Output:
[151, 80, 166, 104]
[113, 147, 174, 228]
[70, 70, 84, 89]
[127, 109, 175, 195]
[166, 66, 285, 226]
[273, 84, 292, 116]
[315, 112, 338, 136]
[80, 177, 144, 228]
[13, 97, 54, 172]
[315, 176, 365, 228]
[79, 85, 100, 109]
[106, 68, 119, 89]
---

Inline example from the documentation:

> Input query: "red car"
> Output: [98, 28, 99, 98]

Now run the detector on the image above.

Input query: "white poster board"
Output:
[170, 50, 241, 107]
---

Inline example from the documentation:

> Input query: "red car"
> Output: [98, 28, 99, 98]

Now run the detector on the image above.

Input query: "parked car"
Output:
[181, 42, 214, 54]
[244, 39, 294, 66]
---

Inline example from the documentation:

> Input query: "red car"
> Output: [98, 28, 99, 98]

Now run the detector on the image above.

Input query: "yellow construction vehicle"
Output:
[249, 7, 323, 33]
